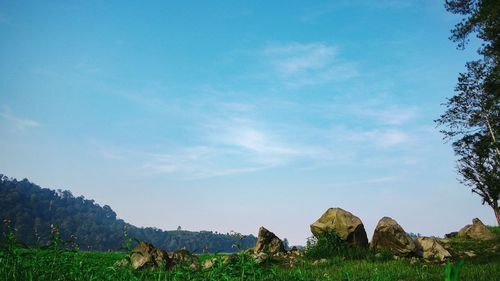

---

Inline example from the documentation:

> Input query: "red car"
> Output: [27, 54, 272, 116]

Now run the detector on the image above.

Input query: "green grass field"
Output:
[1, 246, 499, 280]
[1, 228, 499, 281]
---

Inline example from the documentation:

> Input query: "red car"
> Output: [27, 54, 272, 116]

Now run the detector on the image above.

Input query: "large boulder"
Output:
[310, 208, 368, 247]
[416, 237, 451, 262]
[254, 226, 285, 255]
[458, 218, 495, 240]
[371, 217, 417, 257]
[130, 242, 171, 270]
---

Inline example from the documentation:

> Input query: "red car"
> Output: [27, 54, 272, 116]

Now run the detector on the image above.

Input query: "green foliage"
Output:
[445, 260, 464, 281]
[0, 175, 256, 253]
[305, 231, 345, 259]
[304, 231, 370, 260]
[440, 0, 500, 225]
[487, 225, 500, 235]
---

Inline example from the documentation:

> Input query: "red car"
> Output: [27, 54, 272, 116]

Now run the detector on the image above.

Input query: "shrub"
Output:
[305, 230, 370, 260]
[486, 225, 500, 235]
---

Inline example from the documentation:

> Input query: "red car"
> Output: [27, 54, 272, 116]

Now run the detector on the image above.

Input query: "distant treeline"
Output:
[0, 174, 256, 253]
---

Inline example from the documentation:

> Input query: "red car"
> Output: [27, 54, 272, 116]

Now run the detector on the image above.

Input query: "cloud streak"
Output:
[263, 42, 358, 87]
[344, 129, 411, 148]
[354, 106, 418, 126]
[0, 106, 40, 131]
[94, 114, 425, 180]
[207, 119, 296, 154]
[94, 115, 332, 179]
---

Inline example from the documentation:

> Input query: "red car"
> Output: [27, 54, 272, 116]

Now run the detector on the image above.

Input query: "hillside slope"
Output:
[0, 174, 256, 252]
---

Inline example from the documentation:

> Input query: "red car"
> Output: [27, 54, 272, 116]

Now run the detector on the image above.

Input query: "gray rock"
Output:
[169, 249, 199, 270]
[202, 258, 215, 270]
[416, 237, 451, 262]
[254, 252, 269, 264]
[310, 208, 368, 247]
[458, 218, 495, 240]
[464, 250, 476, 257]
[312, 258, 328, 266]
[371, 217, 417, 257]
[254, 226, 285, 255]
[130, 242, 171, 270]
[114, 258, 130, 267]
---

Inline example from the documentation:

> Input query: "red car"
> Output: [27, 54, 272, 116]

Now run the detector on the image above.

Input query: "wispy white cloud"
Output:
[341, 103, 419, 126]
[263, 42, 358, 87]
[317, 99, 419, 126]
[359, 106, 418, 126]
[344, 128, 411, 148]
[96, 144, 272, 179]
[93, 116, 331, 179]
[204, 117, 327, 165]
[219, 102, 255, 113]
[265, 43, 337, 75]
[0, 106, 40, 131]
[328, 175, 401, 187]
[93, 119, 428, 179]
[373, 130, 411, 148]
[207, 119, 294, 155]
[97, 145, 128, 160]
[142, 147, 269, 179]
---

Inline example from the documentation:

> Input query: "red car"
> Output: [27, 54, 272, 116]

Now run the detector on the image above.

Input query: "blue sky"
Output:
[0, 0, 495, 245]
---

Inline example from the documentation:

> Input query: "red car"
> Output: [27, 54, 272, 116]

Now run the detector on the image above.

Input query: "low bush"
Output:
[487, 225, 500, 235]
[305, 231, 371, 260]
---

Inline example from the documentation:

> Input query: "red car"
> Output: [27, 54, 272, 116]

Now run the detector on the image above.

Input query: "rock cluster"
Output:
[118, 208, 496, 272]
[116, 242, 200, 270]
[310, 209, 455, 263]
[370, 216, 452, 261]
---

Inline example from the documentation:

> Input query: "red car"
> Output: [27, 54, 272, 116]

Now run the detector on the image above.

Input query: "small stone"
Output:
[464, 250, 476, 257]
[189, 262, 200, 271]
[202, 259, 214, 269]
[114, 259, 130, 267]
[312, 258, 328, 266]
[254, 252, 268, 264]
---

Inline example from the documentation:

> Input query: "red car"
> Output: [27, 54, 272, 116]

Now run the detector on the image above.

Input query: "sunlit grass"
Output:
[2, 245, 500, 280]
[1, 226, 499, 281]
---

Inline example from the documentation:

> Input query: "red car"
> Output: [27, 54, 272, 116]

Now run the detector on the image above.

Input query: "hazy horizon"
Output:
[0, 0, 496, 246]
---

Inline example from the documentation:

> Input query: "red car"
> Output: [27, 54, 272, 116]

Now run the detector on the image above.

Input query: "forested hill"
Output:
[0, 174, 256, 253]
